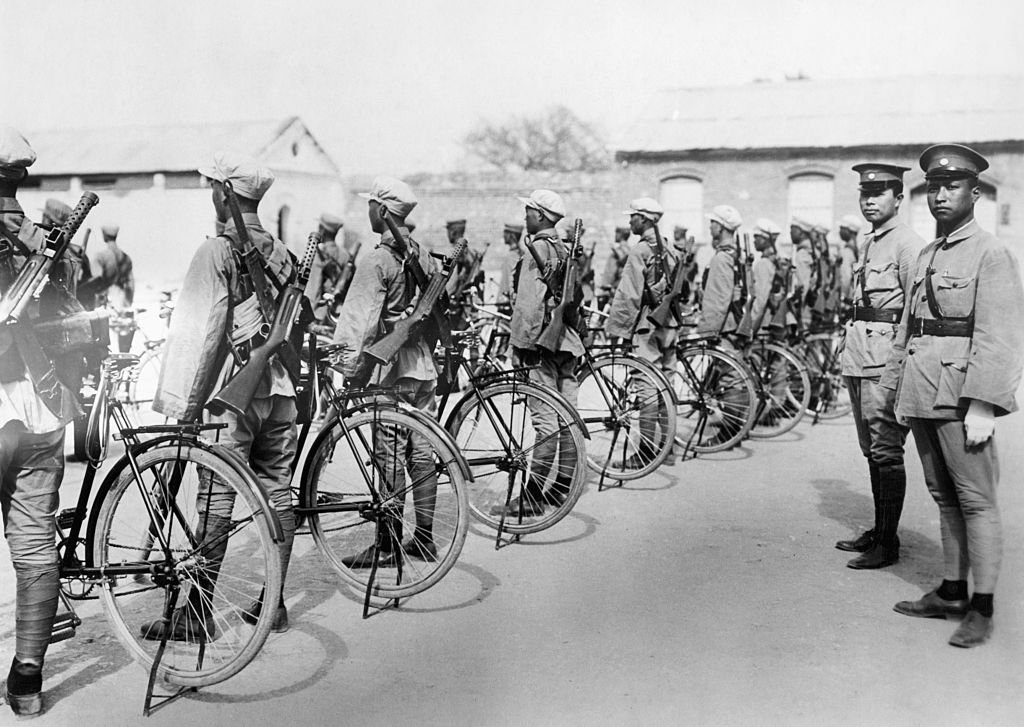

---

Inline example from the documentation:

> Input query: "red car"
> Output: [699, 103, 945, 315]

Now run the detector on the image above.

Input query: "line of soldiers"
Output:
[2, 130, 1022, 716]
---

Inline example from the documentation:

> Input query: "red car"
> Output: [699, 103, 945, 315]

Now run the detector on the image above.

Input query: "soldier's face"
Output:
[709, 219, 722, 242]
[789, 225, 804, 242]
[927, 177, 979, 229]
[673, 228, 687, 242]
[524, 207, 544, 234]
[753, 233, 771, 251]
[368, 200, 384, 233]
[628, 213, 645, 236]
[859, 187, 901, 226]
[211, 181, 228, 224]
[447, 224, 465, 242]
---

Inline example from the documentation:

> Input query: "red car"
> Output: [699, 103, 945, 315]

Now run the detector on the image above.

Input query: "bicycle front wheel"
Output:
[673, 346, 757, 453]
[93, 442, 282, 687]
[445, 380, 588, 535]
[800, 332, 852, 420]
[301, 407, 469, 600]
[576, 354, 676, 479]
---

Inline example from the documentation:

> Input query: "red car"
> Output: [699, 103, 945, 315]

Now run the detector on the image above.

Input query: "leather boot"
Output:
[836, 462, 880, 551]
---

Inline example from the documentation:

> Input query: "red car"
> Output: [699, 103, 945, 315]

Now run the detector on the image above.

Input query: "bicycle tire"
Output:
[799, 332, 852, 420]
[93, 442, 282, 687]
[673, 345, 757, 453]
[746, 341, 811, 438]
[445, 380, 587, 535]
[301, 407, 469, 599]
[576, 354, 676, 479]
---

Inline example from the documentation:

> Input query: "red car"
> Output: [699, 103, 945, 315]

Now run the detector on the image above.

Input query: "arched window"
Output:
[909, 181, 998, 241]
[658, 176, 703, 239]
[277, 204, 291, 245]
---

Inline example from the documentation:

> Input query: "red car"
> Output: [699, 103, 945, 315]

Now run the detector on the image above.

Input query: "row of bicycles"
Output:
[46, 290, 849, 715]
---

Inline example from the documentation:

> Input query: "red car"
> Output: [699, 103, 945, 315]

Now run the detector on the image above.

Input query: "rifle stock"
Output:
[648, 235, 696, 328]
[365, 238, 467, 365]
[334, 240, 361, 304]
[206, 232, 320, 417]
[537, 218, 582, 352]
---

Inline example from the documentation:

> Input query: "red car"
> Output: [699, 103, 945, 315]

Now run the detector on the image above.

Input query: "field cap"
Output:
[707, 204, 742, 231]
[199, 151, 275, 201]
[839, 215, 863, 233]
[624, 197, 664, 222]
[101, 224, 120, 239]
[752, 218, 781, 237]
[0, 126, 36, 181]
[319, 213, 344, 235]
[359, 176, 418, 217]
[41, 199, 71, 227]
[518, 189, 566, 222]
[790, 217, 813, 233]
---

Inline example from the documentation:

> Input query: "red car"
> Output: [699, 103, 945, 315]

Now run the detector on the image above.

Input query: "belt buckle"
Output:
[912, 318, 925, 336]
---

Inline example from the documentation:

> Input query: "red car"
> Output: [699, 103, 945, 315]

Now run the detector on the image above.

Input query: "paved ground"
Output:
[2, 405, 1023, 726]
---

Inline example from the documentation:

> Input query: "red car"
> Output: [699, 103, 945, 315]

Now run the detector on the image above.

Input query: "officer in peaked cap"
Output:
[882, 144, 1024, 648]
[499, 188, 583, 516]
[605, 196, 679, 465]
[836, 162, 923, 570]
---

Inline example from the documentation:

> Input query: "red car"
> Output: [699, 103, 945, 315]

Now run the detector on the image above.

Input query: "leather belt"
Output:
[909, 317, 974, 337]
[853, 307, 901, 324]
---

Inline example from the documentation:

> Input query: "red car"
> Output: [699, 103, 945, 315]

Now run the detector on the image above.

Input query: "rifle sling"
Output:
[10, 323, 79, 420]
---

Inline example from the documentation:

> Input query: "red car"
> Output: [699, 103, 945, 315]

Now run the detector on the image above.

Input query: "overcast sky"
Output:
[2, 0, 1021, 175]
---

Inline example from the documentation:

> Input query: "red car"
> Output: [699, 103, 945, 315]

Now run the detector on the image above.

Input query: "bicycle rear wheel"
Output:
[93, 442, 281, 688]
[800, 332, 852, 420]
[746, 341, 811, 438]
[301, 407, 469, 599]
[445, 380, 587, 535]
[576, 354, 676, 479]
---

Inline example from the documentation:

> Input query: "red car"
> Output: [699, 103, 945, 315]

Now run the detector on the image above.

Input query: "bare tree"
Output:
[462, 106, 611, 172]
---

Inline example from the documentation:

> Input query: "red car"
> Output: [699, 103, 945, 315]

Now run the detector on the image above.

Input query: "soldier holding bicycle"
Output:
[148, 152, 301, 639]
[0, 127, 93, 717]
[332, 176, 443, 566]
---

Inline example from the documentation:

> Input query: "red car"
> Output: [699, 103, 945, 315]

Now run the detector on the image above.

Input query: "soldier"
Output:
[38, 200, 92, 308]
[497, 222, 523, 307]
[738, 218, 781, 338]
[789, 217, 814, 303]
[306, 213, 348, 319]
[82, 225, 135, 352]
[498, 189, 583, 513]
[605, 198, 677, 466]
[838, 214, 862, 305]
[332, 177, 443, 563]
[597, 225, 631, 308]
[0, 128, 90, 716]
[698, 205, 744, 338]
[883, 144, 1024, 648]
[146, 152, 301, 638]
[835, 163, 922, 570]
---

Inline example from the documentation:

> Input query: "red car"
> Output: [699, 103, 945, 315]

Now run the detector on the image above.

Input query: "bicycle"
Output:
[294, 344, 471, 616]
[743, 334, 811, 438]
[439, 331, 589, 547]
[792, 327, 852, 422]
[52, 353, 283, 715]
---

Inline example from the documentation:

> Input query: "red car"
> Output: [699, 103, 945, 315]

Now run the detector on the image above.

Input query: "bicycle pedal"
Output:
[49, 612, 81, 644]
[56, 508, 78, 530]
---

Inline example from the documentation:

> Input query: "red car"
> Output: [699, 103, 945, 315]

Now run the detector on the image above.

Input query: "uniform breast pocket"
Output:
[934, 356, 969, 410]
[934, 274, 976, 317]
[865, 261, 899, 291]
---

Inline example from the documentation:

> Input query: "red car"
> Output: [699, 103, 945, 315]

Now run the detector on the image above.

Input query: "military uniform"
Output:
[333, 177, 441, 561]
[697, 205, 744, 338]
[497, 222, 524, 306]
[150, 152, 297, 637]
[598, 227, 631, 305]
[883, 144, 1024, 648]
[837, 163, 923, 568]
[0, 127, 92, 716]
[738, 249, 777, 337]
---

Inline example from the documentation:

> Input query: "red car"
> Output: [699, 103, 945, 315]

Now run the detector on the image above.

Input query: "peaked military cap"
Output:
[852, 162, 910, 189]
[919, 143, 989, 180]
[503, 222, 524, 235]
[445, 218, 467, 228]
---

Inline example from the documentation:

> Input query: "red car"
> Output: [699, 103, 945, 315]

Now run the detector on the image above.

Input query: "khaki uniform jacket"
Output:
[839, 244, 858, 302]
[738, 253, 777, 337]
[153, 213, 295, 421]
[698, 241, 740, 336]
[841, 219, 922, 378]
[604, 227, 676, 340]
[333, 227, 437, 383]
[793, 244, 813, 292]
[598, 242, 630, 297]
[880, 219, 1024, 420]
[511, 228, 584, 356]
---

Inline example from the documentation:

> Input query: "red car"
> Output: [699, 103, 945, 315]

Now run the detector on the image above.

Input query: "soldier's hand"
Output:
[964, 399, 995, 447]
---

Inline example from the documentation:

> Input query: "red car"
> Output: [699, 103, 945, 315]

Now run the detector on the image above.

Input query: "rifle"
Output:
[537, 218, 583, 353]
[333, 240, 361, 305]
[206, 232, 320, 417]
[648, 235, 696, 328]
[364, 237, 468, 366]
[379, 207, 452, 348]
